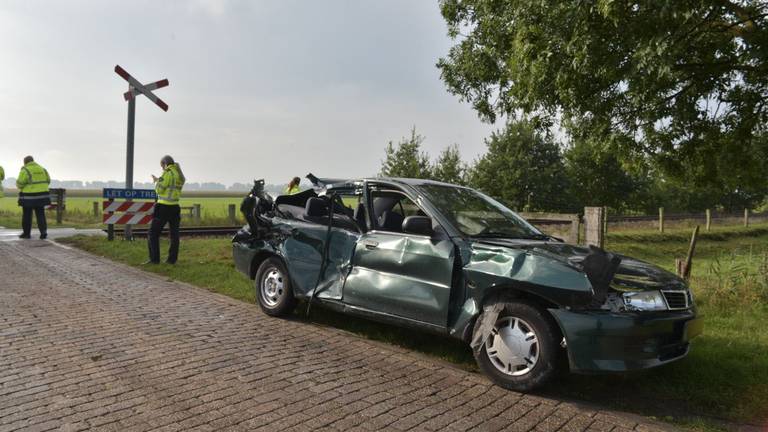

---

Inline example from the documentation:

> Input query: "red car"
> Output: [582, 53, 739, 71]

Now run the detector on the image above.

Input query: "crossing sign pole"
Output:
[114, 65, 169, 240]
[125, 94, 136, 239]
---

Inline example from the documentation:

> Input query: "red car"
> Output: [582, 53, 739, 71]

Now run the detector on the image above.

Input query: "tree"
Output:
[651, 134, 768, 212]
[432, 144, 467, 185]
[468, 120, 574, 212]
[380, 127, 432, 178]
[438, 0, 768, 191]
[564, 139, 645, 212]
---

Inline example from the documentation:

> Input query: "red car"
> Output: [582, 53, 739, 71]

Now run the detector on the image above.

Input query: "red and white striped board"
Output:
[103, 212, 153, 225]
[103, 201, 154, 213]
[102, 200, 154, 225]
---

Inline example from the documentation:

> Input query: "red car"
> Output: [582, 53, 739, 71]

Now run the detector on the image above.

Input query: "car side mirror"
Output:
[402, 216, 433, 236]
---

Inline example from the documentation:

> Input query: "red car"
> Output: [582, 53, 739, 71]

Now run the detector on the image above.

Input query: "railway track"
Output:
[108, 226, 242, 238]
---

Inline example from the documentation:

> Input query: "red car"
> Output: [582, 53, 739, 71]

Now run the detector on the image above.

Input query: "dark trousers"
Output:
[148, 204, 181, 264]
[21, 206, 47, 236]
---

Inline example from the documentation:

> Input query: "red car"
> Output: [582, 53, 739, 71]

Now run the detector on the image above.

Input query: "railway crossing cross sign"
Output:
[114, 65, 169, 240]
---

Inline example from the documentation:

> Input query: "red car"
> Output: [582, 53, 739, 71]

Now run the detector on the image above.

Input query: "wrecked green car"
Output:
[232, 176, 702, 391]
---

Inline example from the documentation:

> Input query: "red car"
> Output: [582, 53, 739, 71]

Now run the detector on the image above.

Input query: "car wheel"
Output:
[474, 301, 560, 392]
[255, 257, 296, 316]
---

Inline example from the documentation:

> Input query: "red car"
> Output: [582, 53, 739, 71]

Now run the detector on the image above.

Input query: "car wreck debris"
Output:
[232, 174, 702, 391]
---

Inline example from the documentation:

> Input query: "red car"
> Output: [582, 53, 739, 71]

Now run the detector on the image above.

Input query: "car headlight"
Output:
[622, 290, 668, 311]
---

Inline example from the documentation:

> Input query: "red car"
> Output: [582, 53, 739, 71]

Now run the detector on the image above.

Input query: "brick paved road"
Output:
[0, 240, 675, 432]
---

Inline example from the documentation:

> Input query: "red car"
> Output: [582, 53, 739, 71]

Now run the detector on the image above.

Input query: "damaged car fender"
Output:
[462, 242, 595, 306]
[448, 241, 595, 346]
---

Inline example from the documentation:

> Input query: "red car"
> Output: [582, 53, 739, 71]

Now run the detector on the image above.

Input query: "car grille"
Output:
[662, 290, 689, 310]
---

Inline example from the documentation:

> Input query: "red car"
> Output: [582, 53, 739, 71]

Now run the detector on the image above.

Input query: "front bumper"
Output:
[549, 308, 703, 373]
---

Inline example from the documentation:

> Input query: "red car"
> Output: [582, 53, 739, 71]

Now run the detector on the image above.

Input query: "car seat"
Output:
[378, 210, 404, 232]
[304, 197, 328, 223]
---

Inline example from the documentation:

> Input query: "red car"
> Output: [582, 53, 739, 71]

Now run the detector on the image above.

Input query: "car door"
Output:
[342, 184, 455, 327]
[279, 190, 362, 300]
[281, 220, 360, 300]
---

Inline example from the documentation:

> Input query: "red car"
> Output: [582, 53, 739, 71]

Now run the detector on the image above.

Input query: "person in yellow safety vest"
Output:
[16, 156, 51, 239]
[0, 164, 4, 198]
[285, 176, 301, 195]
[146, 155, 186, 265]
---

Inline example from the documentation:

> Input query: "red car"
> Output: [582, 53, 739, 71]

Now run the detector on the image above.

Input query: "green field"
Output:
[0, 192, 358, 229]
[59, 223, 768, 431]
[0, 195, 246, 228]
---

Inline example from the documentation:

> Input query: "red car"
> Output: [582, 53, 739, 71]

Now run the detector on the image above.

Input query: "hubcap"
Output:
[260, 267, 284, 307]
[485, 316, 539, 376]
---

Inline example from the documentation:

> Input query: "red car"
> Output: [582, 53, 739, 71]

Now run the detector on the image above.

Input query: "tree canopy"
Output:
[379, 127, 433, 179]
[432, 144, 468, 185]
[468, 121, 574, 211]
[438, 0, 768, 190]
[564, 138, 645, 212]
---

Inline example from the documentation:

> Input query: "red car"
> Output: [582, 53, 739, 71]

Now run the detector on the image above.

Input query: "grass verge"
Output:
[59, 226, 768, 430]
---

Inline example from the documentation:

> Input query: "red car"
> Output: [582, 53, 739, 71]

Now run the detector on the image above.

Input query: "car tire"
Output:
[255, 257, 296, 316]
[474, 300, 560, 392]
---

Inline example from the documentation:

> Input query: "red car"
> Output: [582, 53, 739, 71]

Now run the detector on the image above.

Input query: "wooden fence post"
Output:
[93, 201, 99, 218]
[193, 204, 201, 225]
[228, 204, 237, 225]
[659, 207, 665, 233]
[744, 208, 749, 227]
[602, 206, 608, 237]
[568, 215, 581, 245]
[55, 189, 65, 225]
[705, 209, 711, 232]
[676, 226, 700, 280]
[584, 207, 605, 248]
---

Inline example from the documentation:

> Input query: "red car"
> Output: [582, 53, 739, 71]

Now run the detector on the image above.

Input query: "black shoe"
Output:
[164, 260, 176, 265]
[18, 234, 31, 239]
[40, 234, 48, 240]
[141, 260, 159, 265]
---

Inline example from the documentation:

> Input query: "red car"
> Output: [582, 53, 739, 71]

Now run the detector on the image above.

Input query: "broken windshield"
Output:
[417, 184, 542, 239]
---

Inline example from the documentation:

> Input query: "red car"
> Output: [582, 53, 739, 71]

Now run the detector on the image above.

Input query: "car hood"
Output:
[469, 239, 687, 292]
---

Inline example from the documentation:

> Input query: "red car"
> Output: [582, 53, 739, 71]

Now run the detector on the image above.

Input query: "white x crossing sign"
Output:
[115, 65, 169, 112]
[123, 79, 169, 102]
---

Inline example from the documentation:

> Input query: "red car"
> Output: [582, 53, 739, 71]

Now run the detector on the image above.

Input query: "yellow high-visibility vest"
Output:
[16, 162, 50, 194]
[155, 163, 184, 206]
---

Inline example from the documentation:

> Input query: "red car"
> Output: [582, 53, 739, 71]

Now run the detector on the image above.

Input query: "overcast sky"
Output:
[0, 0, 494, 185]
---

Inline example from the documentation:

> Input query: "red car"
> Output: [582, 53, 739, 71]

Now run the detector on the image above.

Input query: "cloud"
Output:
[188, 0, 229, 17]
[0, 1, 493, 185]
